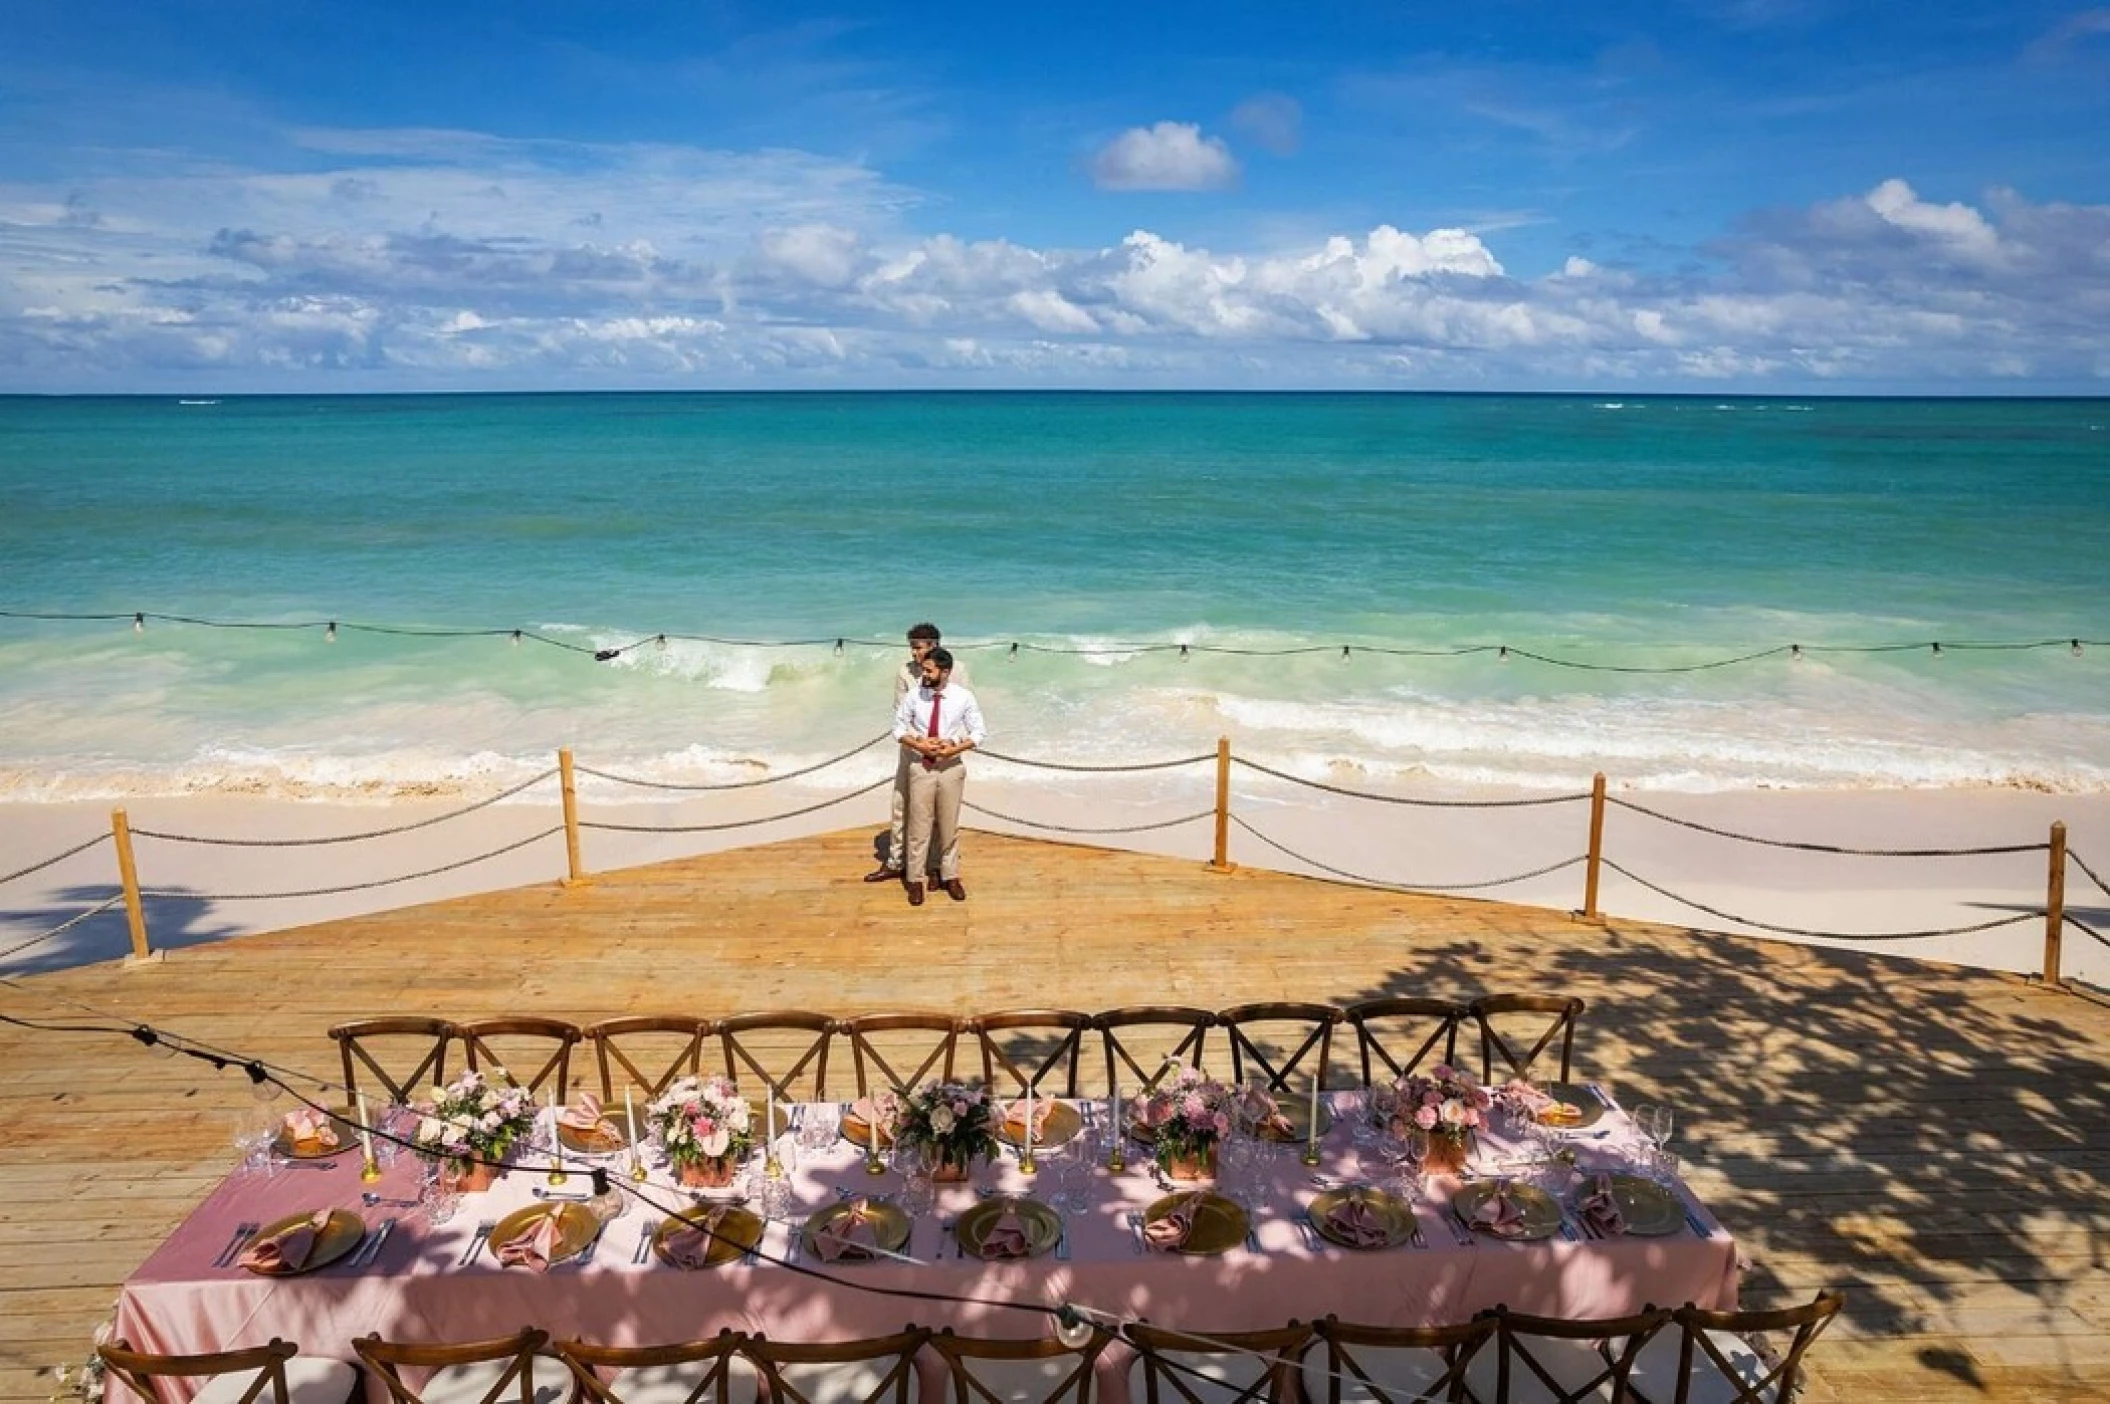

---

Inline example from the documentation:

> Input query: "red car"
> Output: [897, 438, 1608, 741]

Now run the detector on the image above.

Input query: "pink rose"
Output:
[1413, 1105, 1438, 1130]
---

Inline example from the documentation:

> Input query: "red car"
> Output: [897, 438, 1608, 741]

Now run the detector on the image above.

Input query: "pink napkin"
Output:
[557, 1092, 620, 1141]
[815, 1200, 881, 1262]
[494, 1212, 565, 1273]
[977, 1208, 1033, 1260]
[1323, 1197, 1392, 1248]
[1500, 1080, 1554, 1115]
[1470, 1185, 1530, 1239]
[849, 1097, 896, 1138]
[661, 1208, 728, 1270]
[1144, 1194, 1203, 1252]
[1003, 1098, 1055, 1134]
[1578, 1174, 1627, 1237]
[239, 1209, 330, 1273]
[280, 1110, 339, 1150]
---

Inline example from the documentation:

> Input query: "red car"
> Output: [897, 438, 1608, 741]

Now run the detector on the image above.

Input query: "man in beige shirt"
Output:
[865, 622, 973, 883]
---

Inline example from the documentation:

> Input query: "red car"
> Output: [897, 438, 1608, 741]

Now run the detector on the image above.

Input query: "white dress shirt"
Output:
[893, 681, 987, 750]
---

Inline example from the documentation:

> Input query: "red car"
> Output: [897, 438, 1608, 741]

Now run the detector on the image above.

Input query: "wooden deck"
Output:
[2, 828, 2106, 1402]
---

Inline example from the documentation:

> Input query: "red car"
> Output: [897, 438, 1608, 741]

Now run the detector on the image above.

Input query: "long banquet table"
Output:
[114, 1091, 1737, 1397]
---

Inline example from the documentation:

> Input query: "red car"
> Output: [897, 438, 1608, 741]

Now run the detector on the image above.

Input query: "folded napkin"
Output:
[661, 1208, 728, 1270]
[1500, 1080, 1554, 1115]
[557, 1092, 621, 1140]
[280, 1109, 339, 1150]
[814, 1199, 881, 1262]
[849, 1097, 896, 1135]
[494, 1212, 565, 1273]
[1537, 1100, 1586, 1127]
[240, 1209, 330, 1273]
[1577, 1174, 1627, 1237]
[1003, 1098, 1056, 1134]
[1144, 1194, 1203, 1252]
[1323, 1196, 1393, 1249]
[1469, 1185, 1530, 1239]
[977, 1207, 1034, 1260]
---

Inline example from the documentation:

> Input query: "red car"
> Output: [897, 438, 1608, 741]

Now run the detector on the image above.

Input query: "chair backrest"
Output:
[456, 1018, 582, 1099]
[718, 1011, 836, 1102]
[329, 1018, 454, 1105]
[1308, 1316, 1493, 1404]
[1095, 1007, 1216, 1097]
[1127, 1321, 1312, 1404]
[840, 1014, 963, 1096]
[929, 1327, 1111, 1404]
[1216, 1003, 1342, 1094]
[99, 1338, 300, 1404]
[556, 1330, 759, 1404]
[1484, 1306, 1670, 1404]
[743, 1328, 929, 1404]
[587, 1016, 714, 1101]
[1341, 1000, 1464, 1087]
[970, 1010, 1093, 1099]
[1468, 995, 1585, 1084]
[1671, 1292, 1844, 1404]
[354, 1327, 554, 1404]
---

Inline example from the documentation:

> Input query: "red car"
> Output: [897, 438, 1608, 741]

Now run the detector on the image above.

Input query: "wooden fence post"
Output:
[111, 807, 151, 962]
[1582, 773, 1607, 921]
[2045, 820, 2066, 987]
[1210, 736, 1233, 872]
[559, 748, 590, 887]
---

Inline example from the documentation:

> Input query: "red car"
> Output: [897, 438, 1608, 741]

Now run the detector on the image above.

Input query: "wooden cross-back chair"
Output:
[1216, 1002, 1342, 1093]
[1465, 1306, 1671, 1404]
[1468, 995, 1585, 1085]
[554, 1330, 760, 1404]
[929, 1327, 1113, 1404]
[456, 1017, 582, 1100]
[1627, 1292, 1845, 1404]
[1305, 1316, 1494, 1404]
[586, 1016, 713, 1102]
[328, 1017, 454, 1106]
[98, 1337, 359, 1404]
[1342, 999, 1465, 1088]
[354, 1327, 569, 1404]
[839, 1013, 963, 1096]
[718, 1011, 835, 1102]
[970, 1010, 1093, 1099]
[1095, 1006, 1216, 1097]
[1127, 1322, 1312, 1404]
[743, 1329, 929, 1404]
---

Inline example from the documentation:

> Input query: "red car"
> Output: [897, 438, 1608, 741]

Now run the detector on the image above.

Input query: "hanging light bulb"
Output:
[2073, 639, 2084, 657]
[1790, 644, 1802, 661]
[1498, 645, 1510, 662]
[1931, 642, 1943, 657]
[1007, 642, 1018, 661]
[510, 629, 522, 647]
[131, 1026, 179, 1060]
[655, 634, 667, 651]
[834, 638, 845, 657]
[133, 612, 144, 635]
[1178, 644, 1189, 659]
[1340, 645, 1352, 660]
[248, 1062, 280, 1102]
[324, 621, 337, 643]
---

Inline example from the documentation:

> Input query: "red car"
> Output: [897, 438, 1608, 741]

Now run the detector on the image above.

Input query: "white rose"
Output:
[930, 1105, 957, 1135]
[417, 1115, 443, 1144]
[700, 1128, 731, 1158]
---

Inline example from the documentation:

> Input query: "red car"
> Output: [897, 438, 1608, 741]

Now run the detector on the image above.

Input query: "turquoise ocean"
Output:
[1, 392, 2106, 800]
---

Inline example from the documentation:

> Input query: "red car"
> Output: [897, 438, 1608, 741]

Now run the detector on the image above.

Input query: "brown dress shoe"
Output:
[905, 881, 926, 907]
[943, 878, 967, 901]
[863, 865, 903, 883]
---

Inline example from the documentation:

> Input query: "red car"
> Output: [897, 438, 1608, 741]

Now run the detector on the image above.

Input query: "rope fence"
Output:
[6, 732, 2095, 990]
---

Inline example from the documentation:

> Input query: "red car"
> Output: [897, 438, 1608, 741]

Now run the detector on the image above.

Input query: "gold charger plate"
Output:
[1307, 1186, 1413, 1250]
[1255, 1098, 1333, 1144]
[956, 1196, 1062, 1260]
[488, 1202, 601, 1268]
[995, 1101, 1083, 1151]
[802, 1199, 912, 1261]
[1533, 1082, 1606, 1130]
[653, 1206, 765, 1269]
[242, 1208, 366, 1276]
[271, 1107, 356, 1160]
[556, 1120, 633, 1155]
[1453, 1181, 1562, 1242]
[1143, 1191, 1248, 1256]
[1595, 1173, 1683, 1237]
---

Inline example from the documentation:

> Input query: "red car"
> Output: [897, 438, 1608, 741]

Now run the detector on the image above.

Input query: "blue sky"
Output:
[3, 1, 2107, 392]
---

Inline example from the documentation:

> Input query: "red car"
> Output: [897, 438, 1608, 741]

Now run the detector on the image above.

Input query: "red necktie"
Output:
[924, 691, 942, 769]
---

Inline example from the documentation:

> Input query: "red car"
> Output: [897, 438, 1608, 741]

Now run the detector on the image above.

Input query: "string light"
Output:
[324, 621, 337, 643]
[2075, 639, 2085, 657]
[1178, 644, 1189, 658]
[834, 638, 845, 656]
[511, 630, 522, 647]
[1791, 644, 1802, 661]
[1340, 645, 1351, 660]
[1498, 645, 1509, 662]
[655, 634, 668, 651]
[1931, 642, 1943, 657]
[132, 612, 144, 634]
[1008, 642, 1018, 660]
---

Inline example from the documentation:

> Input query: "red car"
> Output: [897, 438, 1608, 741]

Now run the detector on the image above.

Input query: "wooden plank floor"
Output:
[2, 828, 2107, 1402]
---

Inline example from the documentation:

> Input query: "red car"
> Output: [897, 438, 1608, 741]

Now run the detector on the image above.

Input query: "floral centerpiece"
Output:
[891, 1081, 999, 1181]
[645, 1075, 755, 1187]
[1370, 1063, 1490, 1174]
[1134, 1065, 1234, 1180]
[412, 1069, 536, 1189]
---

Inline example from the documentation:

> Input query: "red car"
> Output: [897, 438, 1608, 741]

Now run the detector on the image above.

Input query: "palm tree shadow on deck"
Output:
[0, 883, 242, 975]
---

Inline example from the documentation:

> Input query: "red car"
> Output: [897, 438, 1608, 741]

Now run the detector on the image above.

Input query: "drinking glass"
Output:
[894, 1144, 934, 1218]
[1645, 1105, 1677, 1181]
[800, 1103, 839, 1153]
[420, 1161, 461, 1226]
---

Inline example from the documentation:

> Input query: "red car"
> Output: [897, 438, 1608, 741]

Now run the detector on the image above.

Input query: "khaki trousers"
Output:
[903, 755, 966, 884]
[886, 748, 917, 871]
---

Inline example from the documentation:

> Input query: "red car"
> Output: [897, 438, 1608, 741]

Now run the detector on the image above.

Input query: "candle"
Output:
[623, 1087, 638, 1149]
[1308, 1077, 1322, 1151]
[356, 1094, 375, 1161]
[1024, 1083, 1035, 1162]
[767, 1091, 776, 1150]
[1111, 1074, 1120, 1132]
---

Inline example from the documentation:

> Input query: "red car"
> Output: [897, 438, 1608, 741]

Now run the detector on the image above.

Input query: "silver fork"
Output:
[459, 1219, 496, 1267]
[352, 1218, 397, 1268]
[1055, 1222, 1071, 1261]
[632, 1223, 656, 1265]
[213, 1222, 259, 1269]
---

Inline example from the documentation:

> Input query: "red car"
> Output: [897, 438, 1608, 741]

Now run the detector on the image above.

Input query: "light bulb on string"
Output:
[1790, 644, 1802, 662]
[834, 639, 845, 657]
[510, 630, 522, 647]
[133, 613, 144, 635]
[1931, 642, 1943, 657]
[655, 634, 667, 651]
[1498, 645, 1510, 662]
[2073, 639, 2084, 657]
[1007, 643, 1018, 661]
[1178, 644, 1189, 659]
[247, 1061, 280, 1102]
[1340, 645, 1351, 661]
[131, 1026, 180, 1060]
[324, 621, 337, 643]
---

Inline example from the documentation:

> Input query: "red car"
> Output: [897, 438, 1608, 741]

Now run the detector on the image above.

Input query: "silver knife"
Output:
[355, 1217, 397, 1268]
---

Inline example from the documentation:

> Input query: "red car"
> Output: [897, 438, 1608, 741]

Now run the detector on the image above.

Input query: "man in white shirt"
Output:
[891, 646, 986, 907]
[866, 622, 973, 884]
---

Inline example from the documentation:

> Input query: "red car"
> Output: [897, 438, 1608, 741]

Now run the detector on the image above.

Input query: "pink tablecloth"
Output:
[115, 1092, 1736, 1388]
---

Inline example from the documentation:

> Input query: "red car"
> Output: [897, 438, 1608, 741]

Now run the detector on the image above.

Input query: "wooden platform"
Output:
[2, 828, 2106, 1402]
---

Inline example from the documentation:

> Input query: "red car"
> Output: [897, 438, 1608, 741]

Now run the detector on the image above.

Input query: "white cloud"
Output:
[1087, 122, 1240, 192]
[1229, 94, 1302, 156]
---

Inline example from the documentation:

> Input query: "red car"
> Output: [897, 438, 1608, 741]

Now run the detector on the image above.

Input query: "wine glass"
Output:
[1645, 1105, 1677, 1180]
[799, 1102, 839, 1153]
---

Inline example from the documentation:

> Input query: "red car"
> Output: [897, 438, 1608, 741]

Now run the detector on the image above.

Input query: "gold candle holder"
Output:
[1301, 1140, 1322, 1167]
[1019, 1149, 1038, 1175]
[359, 1154, 383, 1183]
[1107, 1139, 1126, 1173]
[629, 1158, 648, 1183]
[546, 1156, 569, 1187]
